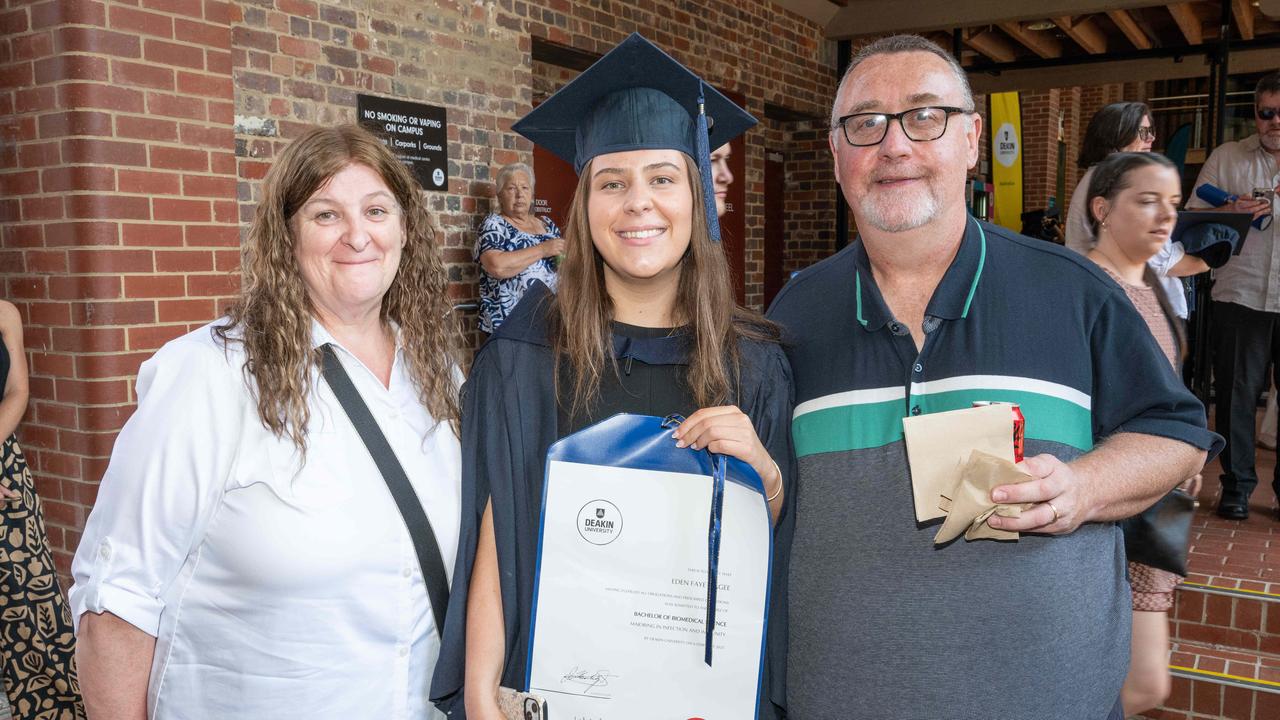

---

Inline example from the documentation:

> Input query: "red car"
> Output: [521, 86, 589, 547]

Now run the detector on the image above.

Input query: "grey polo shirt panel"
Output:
[767, 219, 1219, 720]
[786, 442, 1128, 720]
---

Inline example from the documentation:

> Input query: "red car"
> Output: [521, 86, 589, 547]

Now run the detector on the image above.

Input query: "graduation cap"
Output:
[512, 33, 756, 241]
[1171, 210, 1253, 268]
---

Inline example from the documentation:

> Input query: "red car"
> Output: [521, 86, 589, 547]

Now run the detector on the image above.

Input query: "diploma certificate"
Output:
[526, 418, 772, 720]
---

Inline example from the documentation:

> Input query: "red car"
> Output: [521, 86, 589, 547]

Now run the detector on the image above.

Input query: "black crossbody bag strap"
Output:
[318, 343, 449, 638]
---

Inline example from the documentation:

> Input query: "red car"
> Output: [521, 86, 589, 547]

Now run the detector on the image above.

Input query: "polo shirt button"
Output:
[913, 363, 923, 373]
[910, 405, 921, 416]
[403, 567, 412, 578]
[398, 645, 409, 657]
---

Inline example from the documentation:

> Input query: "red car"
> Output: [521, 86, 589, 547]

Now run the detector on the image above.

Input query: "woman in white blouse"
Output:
[70, 124, 463, 720]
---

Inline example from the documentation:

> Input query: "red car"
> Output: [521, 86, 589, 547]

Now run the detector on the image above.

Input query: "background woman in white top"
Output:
[70, 124, 463, 720]
[1066, 101, 1209, 318]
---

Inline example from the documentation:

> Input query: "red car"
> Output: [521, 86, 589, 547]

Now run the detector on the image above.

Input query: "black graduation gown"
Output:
[430, 283, 795, 719]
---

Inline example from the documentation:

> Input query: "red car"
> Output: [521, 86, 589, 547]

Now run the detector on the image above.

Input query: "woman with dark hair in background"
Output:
[1085, 151, 1204, 716]
[1067, 101, 1209, 320]
[0, 299, 84, 719]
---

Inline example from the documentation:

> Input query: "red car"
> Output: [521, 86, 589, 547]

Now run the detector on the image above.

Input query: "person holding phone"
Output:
[1186, 70, 1280, 520]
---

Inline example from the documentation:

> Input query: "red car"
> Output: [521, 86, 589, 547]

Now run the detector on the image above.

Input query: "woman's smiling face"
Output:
[586, 148, 694, 289]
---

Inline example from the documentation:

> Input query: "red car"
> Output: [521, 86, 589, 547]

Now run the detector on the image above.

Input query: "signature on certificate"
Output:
[560, 666, 620, 696]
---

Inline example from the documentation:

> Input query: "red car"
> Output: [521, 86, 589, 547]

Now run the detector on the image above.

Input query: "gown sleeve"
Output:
[432, 345, 497, 715]
[431, 338, 550, 716]
[742, 341, 795, 720]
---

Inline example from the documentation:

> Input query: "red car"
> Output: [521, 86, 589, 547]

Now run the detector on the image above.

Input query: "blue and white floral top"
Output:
[474, 213, 561, 333]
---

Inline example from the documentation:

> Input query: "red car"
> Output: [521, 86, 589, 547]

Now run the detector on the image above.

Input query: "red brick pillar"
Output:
[0, 0, 239, 575]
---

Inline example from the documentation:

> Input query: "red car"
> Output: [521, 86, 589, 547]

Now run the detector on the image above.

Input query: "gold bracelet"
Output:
[766, 459, 783, 502]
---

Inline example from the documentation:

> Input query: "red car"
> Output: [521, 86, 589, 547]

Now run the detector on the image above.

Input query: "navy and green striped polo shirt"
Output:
[768, 218, 1220, 720]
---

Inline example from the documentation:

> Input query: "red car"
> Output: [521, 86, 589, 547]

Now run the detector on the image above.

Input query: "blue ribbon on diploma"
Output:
[705, 454, 726, 665]
[663, 415, 727, 666]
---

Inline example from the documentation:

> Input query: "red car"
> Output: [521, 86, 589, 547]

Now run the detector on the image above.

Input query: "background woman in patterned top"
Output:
[474, 163, 566, 334]
[1085, 151, 1202, 717]
[0, 298, 85, 719]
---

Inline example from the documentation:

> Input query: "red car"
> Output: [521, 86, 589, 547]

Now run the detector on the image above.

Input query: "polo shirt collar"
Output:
[851, 215, 988, 332]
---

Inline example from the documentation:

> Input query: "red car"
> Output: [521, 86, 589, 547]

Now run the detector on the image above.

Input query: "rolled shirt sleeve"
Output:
[70, 332, 247, 635]
[1088, 290, 1223, 458]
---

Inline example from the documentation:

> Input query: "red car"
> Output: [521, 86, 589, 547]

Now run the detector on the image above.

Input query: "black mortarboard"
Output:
[512, 33, 756, 241]
[1172, 210, 1252, 268]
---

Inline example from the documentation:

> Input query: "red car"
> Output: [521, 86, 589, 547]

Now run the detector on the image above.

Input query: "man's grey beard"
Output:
[857, 192, 941, 233]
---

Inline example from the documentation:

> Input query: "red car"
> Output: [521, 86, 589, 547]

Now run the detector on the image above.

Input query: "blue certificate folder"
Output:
[526, 413, 773, 719]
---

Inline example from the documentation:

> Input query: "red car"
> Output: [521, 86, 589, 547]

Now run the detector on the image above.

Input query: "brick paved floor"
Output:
[1188, 436, 1280, 587]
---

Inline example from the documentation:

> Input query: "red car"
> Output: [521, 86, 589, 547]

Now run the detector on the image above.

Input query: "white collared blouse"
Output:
[70, 320, 461, 719]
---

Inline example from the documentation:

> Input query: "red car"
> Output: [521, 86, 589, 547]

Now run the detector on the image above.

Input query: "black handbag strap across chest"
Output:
[318, 343, 449, 638]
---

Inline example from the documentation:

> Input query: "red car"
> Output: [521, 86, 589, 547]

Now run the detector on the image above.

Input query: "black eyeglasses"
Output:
[1259, 107, 1280, 121]
[1137, 126, 1156, 141]
[832, 106, 970, 147]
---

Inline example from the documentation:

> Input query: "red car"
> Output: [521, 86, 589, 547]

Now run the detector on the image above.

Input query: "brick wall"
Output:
[1019, 82, 1141, 227]
[778, 120, 837, 272]
[1, 0, 238, 571]
[1, 0, 837, 577]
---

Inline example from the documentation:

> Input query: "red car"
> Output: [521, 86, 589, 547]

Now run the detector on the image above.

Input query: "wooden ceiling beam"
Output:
[825, 0, 1155, 39]
[964, 28, 1018, 63]
[1233, 0, 1256, 40]
[997, 20, 1063, 59]
[1052, 15, 1107, 54]
[1168, 3, 1203, 45]
[969, 46, 1280, 94]
[1106, 9, 1152, 50]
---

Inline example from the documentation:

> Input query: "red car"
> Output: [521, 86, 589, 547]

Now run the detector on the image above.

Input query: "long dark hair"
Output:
[1078, 102, 1152, 169]
[1086, 151, 1186, 362]
[549, 151, 778, 417]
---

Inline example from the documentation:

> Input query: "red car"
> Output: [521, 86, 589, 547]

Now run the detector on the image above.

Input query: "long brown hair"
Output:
[217, 124, 461, 450]
[549, 151, 778, 416]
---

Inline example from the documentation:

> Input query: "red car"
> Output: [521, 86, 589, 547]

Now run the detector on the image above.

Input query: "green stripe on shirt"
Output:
[793, 375, 1094, 457]
[792, 398, 907, 456]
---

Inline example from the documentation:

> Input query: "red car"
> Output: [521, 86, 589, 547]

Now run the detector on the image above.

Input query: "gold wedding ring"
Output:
[1046, 500, 1061, 524]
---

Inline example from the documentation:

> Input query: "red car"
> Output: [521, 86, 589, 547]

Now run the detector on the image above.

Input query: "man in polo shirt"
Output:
[768, 35, 1221, 719]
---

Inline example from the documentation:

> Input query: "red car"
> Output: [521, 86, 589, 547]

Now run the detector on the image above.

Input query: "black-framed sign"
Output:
[357, 94, 449, 191]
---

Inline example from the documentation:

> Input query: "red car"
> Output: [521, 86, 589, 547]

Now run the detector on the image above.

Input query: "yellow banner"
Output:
[989, 92, 1023, 231]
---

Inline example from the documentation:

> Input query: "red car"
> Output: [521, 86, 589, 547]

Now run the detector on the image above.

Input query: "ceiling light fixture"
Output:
[1026, 20, 1057, 31]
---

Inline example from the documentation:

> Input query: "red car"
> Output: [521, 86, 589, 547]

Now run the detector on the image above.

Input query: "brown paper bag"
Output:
[934, 450, 1033, 544]
[903, 404, 1015, 522]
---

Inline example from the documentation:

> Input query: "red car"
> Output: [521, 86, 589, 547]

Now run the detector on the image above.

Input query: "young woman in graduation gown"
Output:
[430, 33, 792, 720]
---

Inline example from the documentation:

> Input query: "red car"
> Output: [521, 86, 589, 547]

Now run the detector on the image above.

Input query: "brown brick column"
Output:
[0, 0, 238, 574]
